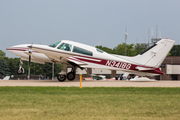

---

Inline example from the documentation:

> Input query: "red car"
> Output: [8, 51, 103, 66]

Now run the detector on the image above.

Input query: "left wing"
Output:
[66, 57, 87, 65]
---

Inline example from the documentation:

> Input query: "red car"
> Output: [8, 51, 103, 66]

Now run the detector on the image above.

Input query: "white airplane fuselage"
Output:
[7, 39, 175, 77]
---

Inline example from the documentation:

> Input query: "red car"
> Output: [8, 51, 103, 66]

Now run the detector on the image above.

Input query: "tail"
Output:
[131, 39, 175, 67]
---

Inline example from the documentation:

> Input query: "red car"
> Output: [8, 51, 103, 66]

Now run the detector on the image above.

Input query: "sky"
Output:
[0, 0, 180, 57]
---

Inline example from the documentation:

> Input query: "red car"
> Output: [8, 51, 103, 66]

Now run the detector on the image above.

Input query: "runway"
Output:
[0, 80, 180, 87]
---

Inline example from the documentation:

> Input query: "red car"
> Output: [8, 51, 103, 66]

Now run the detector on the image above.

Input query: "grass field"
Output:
[0, 87, 180, 120]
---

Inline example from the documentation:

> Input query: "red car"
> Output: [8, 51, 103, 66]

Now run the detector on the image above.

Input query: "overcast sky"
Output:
[1, 0, 180, 57]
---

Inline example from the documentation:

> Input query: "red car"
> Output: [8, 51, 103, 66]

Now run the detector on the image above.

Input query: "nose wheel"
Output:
[18, 60, 24, 75]
[18, 67, 24, 75]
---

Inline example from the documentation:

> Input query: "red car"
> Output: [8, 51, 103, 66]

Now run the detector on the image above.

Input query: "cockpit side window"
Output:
[57, 43, 72, 51]
[49, 41, 61, 48]
[73, 46, 93, 56]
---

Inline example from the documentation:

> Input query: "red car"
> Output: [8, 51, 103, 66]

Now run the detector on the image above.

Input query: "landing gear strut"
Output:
[18, 60, 24, 75]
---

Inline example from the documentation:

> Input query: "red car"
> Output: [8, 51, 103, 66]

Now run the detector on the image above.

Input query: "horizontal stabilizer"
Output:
[135, 66, 154, 71]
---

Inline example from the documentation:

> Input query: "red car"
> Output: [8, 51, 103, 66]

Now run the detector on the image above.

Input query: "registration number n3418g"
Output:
[105, 60, 131, 70]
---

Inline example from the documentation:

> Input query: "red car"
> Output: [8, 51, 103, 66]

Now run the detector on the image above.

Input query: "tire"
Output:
[17, 68, 24, 75]
[57, 75, 66, 82]
[67, 72, 75, 81]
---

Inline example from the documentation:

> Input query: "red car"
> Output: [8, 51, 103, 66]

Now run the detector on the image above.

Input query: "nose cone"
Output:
[6, 45, 19, 55]
[6, 45, 18, 52]
[6, 44, 31, 55]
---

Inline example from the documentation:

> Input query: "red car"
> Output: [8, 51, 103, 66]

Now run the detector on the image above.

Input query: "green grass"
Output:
[0, 87, 180, 120]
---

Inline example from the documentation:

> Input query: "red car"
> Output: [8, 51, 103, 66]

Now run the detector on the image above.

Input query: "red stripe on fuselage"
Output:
[70, 57, 164, 75]
[6, 47, 28, 51]
[7, 47, 38, 53]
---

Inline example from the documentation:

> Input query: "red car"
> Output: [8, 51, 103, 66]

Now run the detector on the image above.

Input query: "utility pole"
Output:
[52, 62, 54, 80]
[148, 29, 150, 47]
[125, 26, 128, 56]
[28, 56, 31, 80]
[156, 25, 158, 38]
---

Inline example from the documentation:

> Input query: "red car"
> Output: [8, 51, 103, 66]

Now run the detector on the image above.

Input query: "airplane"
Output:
[7, 38, 175, 82]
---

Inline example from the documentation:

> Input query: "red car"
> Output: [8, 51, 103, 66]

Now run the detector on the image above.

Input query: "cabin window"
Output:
[49, 41, 61, 48]
[96, 48, 104, 53]
[73, 46, 93, 56]
[57, 43, 72, 51]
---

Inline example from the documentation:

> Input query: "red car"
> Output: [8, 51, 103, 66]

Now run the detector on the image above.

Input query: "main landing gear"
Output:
[67, 71, 76, 81]
[57, 64, 76, 82]
[57, 74, 66, 82]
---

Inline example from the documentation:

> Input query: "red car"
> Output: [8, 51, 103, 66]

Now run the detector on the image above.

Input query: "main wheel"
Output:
[67, 72, 75, 81]
[57, 75, 66, 82]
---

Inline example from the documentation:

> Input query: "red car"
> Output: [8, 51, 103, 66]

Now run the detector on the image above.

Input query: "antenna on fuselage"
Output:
[94, 41, 102, 47]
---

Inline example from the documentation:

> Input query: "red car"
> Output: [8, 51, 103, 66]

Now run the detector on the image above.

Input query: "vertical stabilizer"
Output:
[132, 39, 175, 67]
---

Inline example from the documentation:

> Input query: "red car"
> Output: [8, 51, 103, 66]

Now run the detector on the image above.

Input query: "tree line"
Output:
[0, 44, 180, 78]
[96, 43, 180, 56]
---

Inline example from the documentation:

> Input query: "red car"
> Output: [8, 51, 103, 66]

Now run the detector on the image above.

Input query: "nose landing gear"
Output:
[18, 60, 24, 75]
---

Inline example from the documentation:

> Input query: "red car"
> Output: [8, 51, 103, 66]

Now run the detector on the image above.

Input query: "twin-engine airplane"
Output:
[7, 39, 175, 82]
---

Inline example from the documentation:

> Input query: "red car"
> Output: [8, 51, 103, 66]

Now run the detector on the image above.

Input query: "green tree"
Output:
[54, 64, 62, 76]
[0, 58, 10, 76]
[134, 43, 148, 55]
[0, 50, 6, 57]
[170, 45, 180, 56]
[95, 46, 114, 54]
[34, 63, 43, 75]
[96, 43, 150, 56]
[7, 58, 16, 75]
[41, 63, 62, 79]
[42, 63, 52, 78]
[113, 43, 136, 56]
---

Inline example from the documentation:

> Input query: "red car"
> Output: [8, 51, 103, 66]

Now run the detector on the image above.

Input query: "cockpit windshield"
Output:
[49, 41, 61, 48]
[57, 43, 72, 52]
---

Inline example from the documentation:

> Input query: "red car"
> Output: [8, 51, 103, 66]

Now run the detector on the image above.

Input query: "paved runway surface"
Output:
[0, 80, 180, 87]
